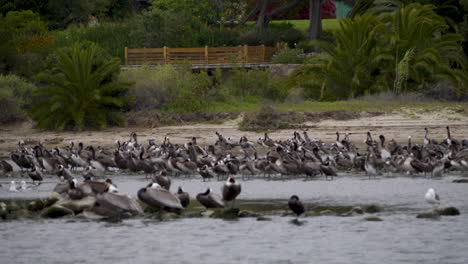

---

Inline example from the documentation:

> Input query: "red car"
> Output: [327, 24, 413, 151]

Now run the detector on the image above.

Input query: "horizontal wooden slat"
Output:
[124, 44, 280, 65]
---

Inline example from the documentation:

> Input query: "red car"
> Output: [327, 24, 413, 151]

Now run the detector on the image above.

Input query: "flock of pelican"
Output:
[0, 126, 465, 217]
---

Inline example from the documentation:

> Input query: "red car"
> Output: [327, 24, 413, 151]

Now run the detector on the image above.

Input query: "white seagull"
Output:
[425, 188, 440, 205]
[9, 181, 18, 192]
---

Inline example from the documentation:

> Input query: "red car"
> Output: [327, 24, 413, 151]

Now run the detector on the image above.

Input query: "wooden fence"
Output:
[124, 44, 281, 65]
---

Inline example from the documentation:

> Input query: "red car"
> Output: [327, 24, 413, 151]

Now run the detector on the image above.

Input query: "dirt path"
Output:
[0, 109, 467, 157]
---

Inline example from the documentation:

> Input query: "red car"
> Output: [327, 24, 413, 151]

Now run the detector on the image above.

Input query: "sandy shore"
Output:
[0, 109, 467, 157]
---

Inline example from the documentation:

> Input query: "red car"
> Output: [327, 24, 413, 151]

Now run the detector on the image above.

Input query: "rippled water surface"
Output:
[1, 174, 468, 264]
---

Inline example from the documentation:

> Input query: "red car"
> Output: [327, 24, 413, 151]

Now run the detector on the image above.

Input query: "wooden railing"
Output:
[124, 44, 281, 65]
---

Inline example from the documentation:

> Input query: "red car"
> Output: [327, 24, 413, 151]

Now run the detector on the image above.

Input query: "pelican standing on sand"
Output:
[425, 188, 440, 205]
[222, 176, 241, 208]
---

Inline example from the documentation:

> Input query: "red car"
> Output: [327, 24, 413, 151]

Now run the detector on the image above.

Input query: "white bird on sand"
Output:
[9, 181, 18, 192]
[425, 188, 440, 205]
[20, 180, 28, 191]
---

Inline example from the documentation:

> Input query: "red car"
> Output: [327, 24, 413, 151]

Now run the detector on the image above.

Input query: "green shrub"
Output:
[52, 21, 140, 61]
[121, 65, 222, 112]
[272, 48, 304, 64]
[226, 68, 289, 101]
[238, 27, 305, 47]
[0, 74, 37, 124]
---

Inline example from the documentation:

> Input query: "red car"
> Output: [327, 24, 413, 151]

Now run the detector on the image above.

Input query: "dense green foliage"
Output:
[0, 74, 37, 123]
[291, 3, 467, 100]
[121, 65, 218, 112]
[31, 43, 131, 130]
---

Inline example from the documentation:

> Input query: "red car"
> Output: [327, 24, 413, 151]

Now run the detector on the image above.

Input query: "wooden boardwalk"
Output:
[123, 44, 281, 70]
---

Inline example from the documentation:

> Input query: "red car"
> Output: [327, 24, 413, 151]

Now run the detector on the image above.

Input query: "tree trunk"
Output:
[256, 0, 270, 31]
[309, 0, 323, 40]
[255, 0, 302, 31]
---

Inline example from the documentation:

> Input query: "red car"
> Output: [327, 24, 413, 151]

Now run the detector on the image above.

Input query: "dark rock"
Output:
[319, 209, 335, 215]
[238, 210, 260, 218]
[416, 210, 440, 219]
[256, 216, 272, 221]
[6, 201, 21, 212]
[211, 208, 240, 219]
[185, 211, 203, 218]
[58, 196, 96, 214]
[27, 200, 46, 212]
[7, 209, 34, 220]
[45, 193, 62, 207]
[41, 205, 74, 218]
[200, 210, 214, 217]
[363, 204, 381, 213]
[352, 207, 364, 214]
[436, 207, 460, 216]
[452, 179, 468, 183]
[304, 211, 319, 217]
[363, 216, 383, 221]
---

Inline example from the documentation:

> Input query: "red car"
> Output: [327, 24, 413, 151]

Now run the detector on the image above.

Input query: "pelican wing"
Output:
[96, 193, 143, 214]
[138, 188, 183, 210]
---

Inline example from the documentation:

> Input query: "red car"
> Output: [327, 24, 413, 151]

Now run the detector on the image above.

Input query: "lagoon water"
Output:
[1, 174, 467, 264]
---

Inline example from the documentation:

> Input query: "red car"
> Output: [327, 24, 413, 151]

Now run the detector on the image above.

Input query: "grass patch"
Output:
[265, 19, 342, 32]
[203, 99, 468, 114]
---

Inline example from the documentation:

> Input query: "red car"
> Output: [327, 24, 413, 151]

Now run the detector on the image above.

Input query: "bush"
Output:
[0, 74, 37, 124]
[238, 26, 305, 47]
[121, 65, 223, 112]
[226, 68, 290, 101]
[31, 42, 131, 130]
[272, 48, 304, 64]
[52, 21, 140, 62]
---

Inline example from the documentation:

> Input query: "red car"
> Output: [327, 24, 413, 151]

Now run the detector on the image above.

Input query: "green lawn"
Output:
[248, 19, 342, 32]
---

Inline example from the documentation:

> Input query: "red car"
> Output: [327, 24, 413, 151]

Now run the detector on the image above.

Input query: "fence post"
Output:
[205, 45, 209, 64]
[261, 44, 265, 63]
[163, 46, 167, 64]
[243, 45, 248, 63]
[124, 47, 128, 65]
[276, 43, 280, 52]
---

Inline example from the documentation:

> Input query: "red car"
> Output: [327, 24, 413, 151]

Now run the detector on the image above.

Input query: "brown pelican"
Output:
[288, 195, 305, 220]
[53, 176, 70, 194]
[95, 190, 143, 216]
[57, 165, 74, 181]
[221, 176, 241, 208]
[84, 178, 118, 194]
[175, 187, 190, 208]
[152, 170, 171, 190]
[196, 188, 224, 209]
[28, 167, 43, 185]
[68, 178, 87, 200]
[138, 183, 183, 211]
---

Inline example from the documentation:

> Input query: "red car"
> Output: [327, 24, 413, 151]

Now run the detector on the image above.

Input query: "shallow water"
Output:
[1, 173, 468, 264]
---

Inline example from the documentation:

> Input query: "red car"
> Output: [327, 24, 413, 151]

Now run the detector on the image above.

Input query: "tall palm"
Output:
[291, 14, 393, 99]
[31, 43, 131, 130]
[379, 3, 467, 94]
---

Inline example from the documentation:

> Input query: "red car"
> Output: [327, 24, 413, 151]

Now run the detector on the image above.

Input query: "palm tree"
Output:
[379, 3, 467, 94]
[31, 42, 131, 130]
[290, 14, 393, 99]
